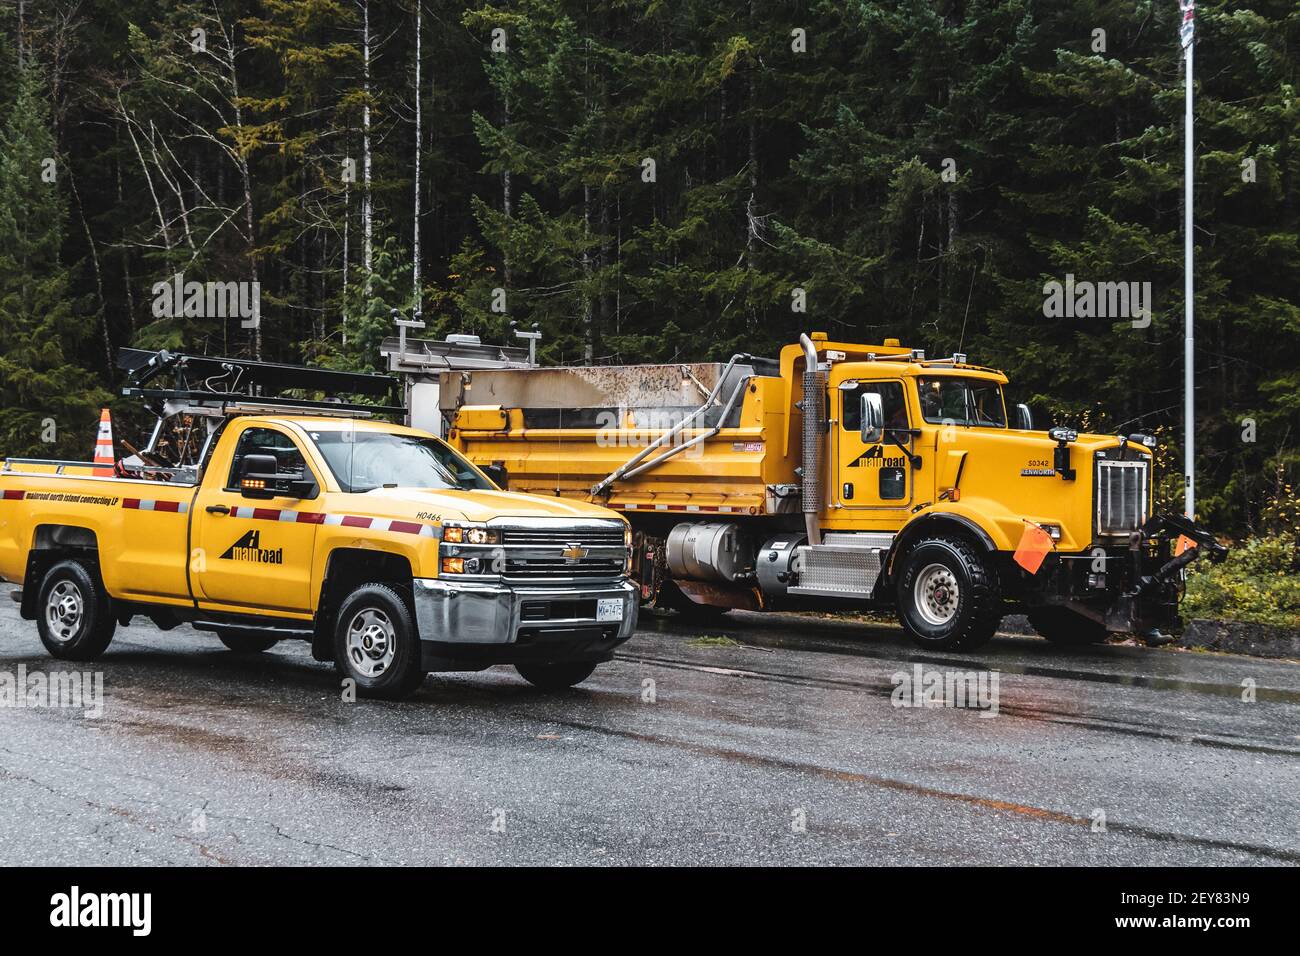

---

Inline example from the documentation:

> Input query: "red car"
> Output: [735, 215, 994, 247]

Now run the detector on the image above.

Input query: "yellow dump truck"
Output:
[0, 351, 636, 699]
[441, 332, 1225, 650]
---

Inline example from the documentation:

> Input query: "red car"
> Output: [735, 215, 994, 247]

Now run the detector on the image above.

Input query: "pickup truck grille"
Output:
[1096, 458, 1149, 535]
[499, 524, 626, 579]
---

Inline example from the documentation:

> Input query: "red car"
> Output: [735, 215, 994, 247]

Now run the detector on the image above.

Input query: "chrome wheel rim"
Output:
[45, 580, 84, 643]
[913, 563, 960, 627]
[345, 607, 396, 678]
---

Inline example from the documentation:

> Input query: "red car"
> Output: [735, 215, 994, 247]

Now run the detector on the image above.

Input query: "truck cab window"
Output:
[309, 431, 491, 493]
[842, 381, 908, 435]
[917, 377, 1007, 428]
[225, 427, 310, 492]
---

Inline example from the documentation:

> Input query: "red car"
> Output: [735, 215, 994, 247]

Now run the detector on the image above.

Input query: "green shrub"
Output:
[1182, 535, 1300, 628]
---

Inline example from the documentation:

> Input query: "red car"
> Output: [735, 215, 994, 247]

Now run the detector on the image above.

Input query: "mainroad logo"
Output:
[848, 446, 907, 469]
[50, 886, 151, 936]
[219, 530, 283, 564]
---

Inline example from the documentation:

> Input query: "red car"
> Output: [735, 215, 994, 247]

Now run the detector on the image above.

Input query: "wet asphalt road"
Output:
[1, 583, 1297, 866]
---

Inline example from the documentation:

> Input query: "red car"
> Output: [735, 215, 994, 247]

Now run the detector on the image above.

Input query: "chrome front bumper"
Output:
[411, 576, 639, 646]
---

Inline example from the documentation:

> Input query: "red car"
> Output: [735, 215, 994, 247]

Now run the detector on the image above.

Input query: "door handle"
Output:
[205, 504, 230, 515]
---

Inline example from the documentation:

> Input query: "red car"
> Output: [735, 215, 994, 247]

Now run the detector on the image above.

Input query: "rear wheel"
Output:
[333, 583, 426, 700]
[36, 559, 116, 661]
[515, 661, 598, 690]
[217, 630, 280, 653]
[896, 536, 1002, 651]
[1027, 607, 1110, 646]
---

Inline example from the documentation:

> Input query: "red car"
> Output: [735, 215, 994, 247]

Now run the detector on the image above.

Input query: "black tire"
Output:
[1027, 606, 1110, 646]
[515, 661, 599, 690]
[217, 630, 280, 653]
[36, 558, 116, 661]
[896, 535, 1002, 651]
[332, 583, 426, 700]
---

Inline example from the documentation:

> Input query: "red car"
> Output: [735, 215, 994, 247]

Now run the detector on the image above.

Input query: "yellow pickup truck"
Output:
[0, 351, 636, 699]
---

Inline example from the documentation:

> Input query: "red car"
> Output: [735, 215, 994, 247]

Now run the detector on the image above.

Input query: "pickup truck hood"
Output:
[357, 488, 624, 525]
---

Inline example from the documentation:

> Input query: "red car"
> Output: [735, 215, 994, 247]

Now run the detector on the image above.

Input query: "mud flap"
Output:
[671, 579, 763, 612]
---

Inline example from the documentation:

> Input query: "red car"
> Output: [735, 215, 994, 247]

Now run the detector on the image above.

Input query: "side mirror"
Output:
[481, 463, 508, 489]
[1015, 403, 1034, 431]
[860, 392, 884, 444]
[239, 453, 314, 499]
[239, 454, 279, 499]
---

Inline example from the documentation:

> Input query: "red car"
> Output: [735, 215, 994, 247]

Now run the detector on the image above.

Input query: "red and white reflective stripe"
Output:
[122, 498, 189, 513]
[621, 503, 737, 513]
[1, 490, 26, 501]
[227, 506, 436, 537]
[227, 505, 326, 524]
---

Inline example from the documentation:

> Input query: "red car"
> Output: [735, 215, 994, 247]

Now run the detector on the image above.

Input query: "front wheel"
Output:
[36, 559, 116, 661]
[515, 661, 598, 690]
[896, 536, 1002, 651]
[333, 583, 426, 700]
[1026, 607, 1110, 646]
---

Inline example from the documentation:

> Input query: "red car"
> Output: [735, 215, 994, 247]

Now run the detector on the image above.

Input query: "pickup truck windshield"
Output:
[917, 377, 1007, 428]
[309, 431, 492, 493]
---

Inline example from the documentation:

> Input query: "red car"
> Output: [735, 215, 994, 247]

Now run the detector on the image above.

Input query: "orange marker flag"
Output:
[1013, 522, 1054, 574]
[1174, 534, 1198, 557]
[92, 408, 115, 477]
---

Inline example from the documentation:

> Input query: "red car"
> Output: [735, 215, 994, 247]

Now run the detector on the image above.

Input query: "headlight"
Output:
[1038, 523, 1063, 541]
[442, 555, 488, 575]
[442, 524, 499, 544]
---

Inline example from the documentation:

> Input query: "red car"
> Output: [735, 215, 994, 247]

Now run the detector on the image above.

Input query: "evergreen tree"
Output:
[0, 63, 109, 458]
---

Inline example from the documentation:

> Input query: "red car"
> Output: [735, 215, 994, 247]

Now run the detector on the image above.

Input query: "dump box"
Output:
[441, 356, 805, 517]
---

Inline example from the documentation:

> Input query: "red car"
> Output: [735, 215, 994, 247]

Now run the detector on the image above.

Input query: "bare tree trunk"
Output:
[119, 94, 172, 251]
[411, 0, 422, 311]
[221, 21, 261, 358]
[115, 145, 136, 334]
[342, 175, 350, 344]
[582, 184, 592, 364]
[68, 168, 112, 373]
[502, 91, 512, 286]
[361, 0, 373, 287]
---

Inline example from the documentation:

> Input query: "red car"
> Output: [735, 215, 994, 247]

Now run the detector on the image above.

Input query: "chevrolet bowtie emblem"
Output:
[561, 543, 588, 563]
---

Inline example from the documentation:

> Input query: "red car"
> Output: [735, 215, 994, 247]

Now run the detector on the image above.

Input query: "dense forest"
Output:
[0, 0, 1296, 539]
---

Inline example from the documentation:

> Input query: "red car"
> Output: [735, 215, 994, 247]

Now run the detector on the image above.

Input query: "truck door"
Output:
[835, 380, 916, 513]
[191, 424, 322, 614]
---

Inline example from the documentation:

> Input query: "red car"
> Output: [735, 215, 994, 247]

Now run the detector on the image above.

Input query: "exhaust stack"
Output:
[799, 333, 824, 546]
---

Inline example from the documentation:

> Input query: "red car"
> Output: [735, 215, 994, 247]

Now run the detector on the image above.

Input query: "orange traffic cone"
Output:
[92, 409, 115, 477]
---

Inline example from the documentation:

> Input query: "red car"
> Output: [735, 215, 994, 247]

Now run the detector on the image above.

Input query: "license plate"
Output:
[596, 598, 623, 622]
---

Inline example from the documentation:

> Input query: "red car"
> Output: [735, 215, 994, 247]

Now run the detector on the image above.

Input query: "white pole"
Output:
[1182, 5, 1195, 519]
